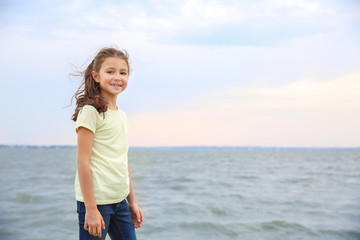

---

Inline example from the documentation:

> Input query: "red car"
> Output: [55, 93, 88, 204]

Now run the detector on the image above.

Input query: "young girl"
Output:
[71, 47, 143, 240]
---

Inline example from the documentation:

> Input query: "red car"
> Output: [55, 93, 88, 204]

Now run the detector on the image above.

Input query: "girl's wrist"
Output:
[127, 199, 138, 207]
[84, 202, 98, 211]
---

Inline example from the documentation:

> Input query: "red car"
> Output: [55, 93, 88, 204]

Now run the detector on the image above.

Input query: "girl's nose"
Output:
[113, 74, 121, 81]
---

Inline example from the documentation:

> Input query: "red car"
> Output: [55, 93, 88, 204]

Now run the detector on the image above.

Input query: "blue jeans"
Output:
[77, 200, 137, 240]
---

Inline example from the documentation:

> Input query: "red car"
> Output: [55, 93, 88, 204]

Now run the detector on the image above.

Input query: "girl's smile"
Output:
[110, 82, 123, 88]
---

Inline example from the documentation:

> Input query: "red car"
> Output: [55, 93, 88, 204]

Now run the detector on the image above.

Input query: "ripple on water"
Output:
[178, 221, 241, 238]
[14, 194, 42, 203]
[259, 220, 318, 237]
[318, 229, 360, 240]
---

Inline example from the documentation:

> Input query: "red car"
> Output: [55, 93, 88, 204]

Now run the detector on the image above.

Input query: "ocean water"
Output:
[0, 147, 359, 240]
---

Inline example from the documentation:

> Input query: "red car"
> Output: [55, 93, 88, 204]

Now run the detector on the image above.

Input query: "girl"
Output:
[71, 47, 144, 240]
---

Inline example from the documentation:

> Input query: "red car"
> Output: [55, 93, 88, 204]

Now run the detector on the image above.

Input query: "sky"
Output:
[0, 0, 359, 147]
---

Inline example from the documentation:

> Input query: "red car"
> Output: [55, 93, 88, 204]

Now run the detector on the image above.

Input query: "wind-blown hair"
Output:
[71, 47, 130, 122]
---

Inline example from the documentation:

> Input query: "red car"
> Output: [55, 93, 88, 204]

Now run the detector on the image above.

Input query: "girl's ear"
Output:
[92, 71, 100, 83]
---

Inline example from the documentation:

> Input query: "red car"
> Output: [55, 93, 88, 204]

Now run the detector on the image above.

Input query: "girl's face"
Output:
[92, 57, 129, 99]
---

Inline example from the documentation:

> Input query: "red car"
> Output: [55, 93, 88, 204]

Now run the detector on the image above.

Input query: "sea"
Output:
[0, 146, 359, 240]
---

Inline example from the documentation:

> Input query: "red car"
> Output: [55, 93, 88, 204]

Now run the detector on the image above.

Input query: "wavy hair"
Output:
[71, 47, 130, 122]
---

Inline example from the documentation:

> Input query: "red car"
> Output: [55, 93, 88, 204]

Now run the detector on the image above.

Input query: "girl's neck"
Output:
[107, 101, 118, 110]
[103, 95, 118, 110]
[108, 104, 118, 110]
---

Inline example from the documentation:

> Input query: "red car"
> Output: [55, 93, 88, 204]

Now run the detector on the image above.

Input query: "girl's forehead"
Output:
[101, 57, 128, 69]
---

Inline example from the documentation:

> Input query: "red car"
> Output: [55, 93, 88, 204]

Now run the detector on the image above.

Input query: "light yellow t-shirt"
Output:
[75, 105, 130, 205]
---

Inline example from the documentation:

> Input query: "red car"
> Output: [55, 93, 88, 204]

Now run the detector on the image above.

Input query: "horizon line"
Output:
[1, 144, 359, 151]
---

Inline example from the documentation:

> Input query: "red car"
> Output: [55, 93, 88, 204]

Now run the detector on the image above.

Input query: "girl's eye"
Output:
[107, 71, 114, 74]
[121, 72, 127, 75]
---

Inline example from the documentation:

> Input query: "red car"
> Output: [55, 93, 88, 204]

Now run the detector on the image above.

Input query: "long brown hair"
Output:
[71, 47, 130, 122]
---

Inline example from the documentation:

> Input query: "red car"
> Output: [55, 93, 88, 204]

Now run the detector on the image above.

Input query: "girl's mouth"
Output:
[110, 83, 122, 88]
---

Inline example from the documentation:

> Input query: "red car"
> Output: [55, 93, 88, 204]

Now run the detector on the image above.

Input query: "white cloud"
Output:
[272, 0, 320, 13]
[181, 0, 237, 19]
[47, 0, 351, 46]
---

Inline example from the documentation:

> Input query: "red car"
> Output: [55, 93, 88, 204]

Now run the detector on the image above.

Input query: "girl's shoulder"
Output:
[78, 105, 101, 117]
[82, 105, 97, 112]
[116, 108, 128, 120]
[116, 108, 126, 115]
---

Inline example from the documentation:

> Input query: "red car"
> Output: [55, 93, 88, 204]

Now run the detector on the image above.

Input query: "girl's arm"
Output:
[127, 167, 144, 228]
[77, 127, 105, 237]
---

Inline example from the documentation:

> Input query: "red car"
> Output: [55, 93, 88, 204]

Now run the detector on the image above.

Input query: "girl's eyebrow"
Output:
[104, 66, 128, 71]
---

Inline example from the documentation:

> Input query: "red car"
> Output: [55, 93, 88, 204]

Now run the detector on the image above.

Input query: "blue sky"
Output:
[0, 0, 359, 147]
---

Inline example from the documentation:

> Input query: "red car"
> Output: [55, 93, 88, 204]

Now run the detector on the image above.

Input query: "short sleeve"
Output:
[75, 105, 99, 134]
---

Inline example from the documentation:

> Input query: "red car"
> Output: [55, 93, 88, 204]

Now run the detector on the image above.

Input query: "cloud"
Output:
[128, 73, 360, 147]
[2, 0, 357, 50]
[40, 0, 358, 46]
[272, 0, 320, 14]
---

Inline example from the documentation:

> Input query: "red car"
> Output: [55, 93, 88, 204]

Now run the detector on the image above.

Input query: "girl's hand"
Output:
[128, 203, 144, 229]
[84, 208, 106, 237]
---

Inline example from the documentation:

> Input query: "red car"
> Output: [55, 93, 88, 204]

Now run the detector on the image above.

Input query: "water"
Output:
[0, 147, 359, 240]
